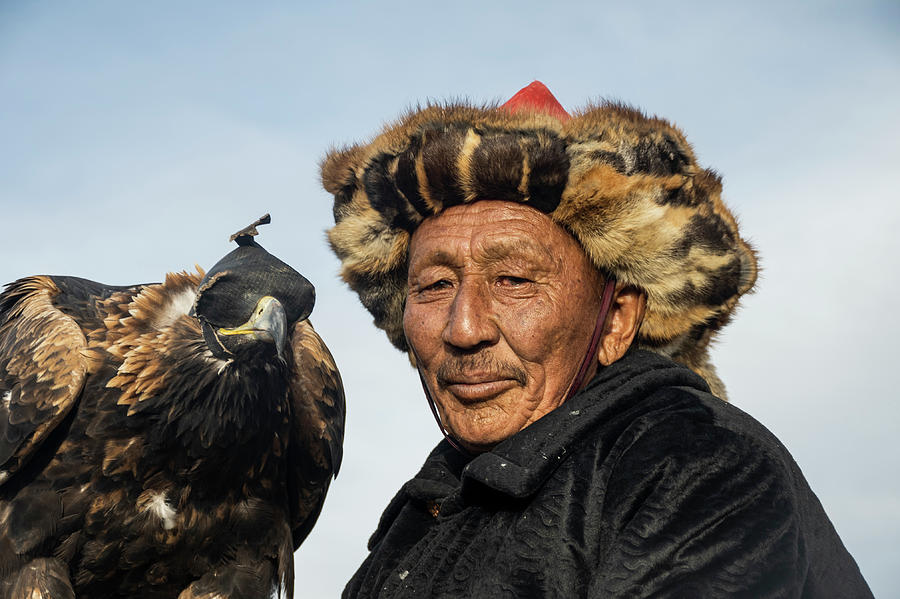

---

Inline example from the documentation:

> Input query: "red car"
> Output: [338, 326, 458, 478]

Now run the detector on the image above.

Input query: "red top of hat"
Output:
[500, 81, 570, 122]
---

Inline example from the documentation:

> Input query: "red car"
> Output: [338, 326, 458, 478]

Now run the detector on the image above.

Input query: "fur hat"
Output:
[321, 82, 757, 399]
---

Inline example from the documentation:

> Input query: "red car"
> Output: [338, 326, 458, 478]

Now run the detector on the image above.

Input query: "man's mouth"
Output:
[434, 356, 528, 403]
[439, 375, 520, 403]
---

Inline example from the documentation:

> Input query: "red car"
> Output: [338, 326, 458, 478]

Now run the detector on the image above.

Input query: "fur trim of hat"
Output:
[321, 90, 757, 399]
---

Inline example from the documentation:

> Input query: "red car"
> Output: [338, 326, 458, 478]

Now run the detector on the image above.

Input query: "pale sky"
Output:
[1, 1, 898, 596]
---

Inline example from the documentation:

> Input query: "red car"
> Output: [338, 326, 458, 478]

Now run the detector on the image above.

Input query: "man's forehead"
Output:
[409, 201, 579, 264]
[411, 236, 557, 268]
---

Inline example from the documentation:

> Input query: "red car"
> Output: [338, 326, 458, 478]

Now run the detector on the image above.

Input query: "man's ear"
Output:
[597, 285, 647, 367]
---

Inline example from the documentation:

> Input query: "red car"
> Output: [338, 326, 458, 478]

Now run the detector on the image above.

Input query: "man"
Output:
[321, 82, 872, 597]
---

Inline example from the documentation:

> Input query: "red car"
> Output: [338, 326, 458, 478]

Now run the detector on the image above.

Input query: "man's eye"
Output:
[498, 276, 531, 287]
[423, 279, 452, 292]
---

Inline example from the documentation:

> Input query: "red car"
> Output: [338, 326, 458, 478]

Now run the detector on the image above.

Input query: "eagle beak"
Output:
[217, 296, 288, 360]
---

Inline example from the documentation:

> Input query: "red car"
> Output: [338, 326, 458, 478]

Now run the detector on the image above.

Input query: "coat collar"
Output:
[371, 351, 709, 548]
[457, 350, 709, 500]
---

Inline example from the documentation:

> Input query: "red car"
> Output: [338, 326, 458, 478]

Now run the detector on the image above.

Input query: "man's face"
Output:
[404, 201, 605, 453]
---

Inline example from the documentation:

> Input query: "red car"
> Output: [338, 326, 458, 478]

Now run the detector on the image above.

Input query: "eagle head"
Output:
[200, 295, 288, 362]
[193, 214, 315, 364]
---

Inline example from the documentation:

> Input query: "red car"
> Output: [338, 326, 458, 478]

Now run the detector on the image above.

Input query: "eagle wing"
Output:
[0, 276, 91, 485]
[286, 319, 346, 549]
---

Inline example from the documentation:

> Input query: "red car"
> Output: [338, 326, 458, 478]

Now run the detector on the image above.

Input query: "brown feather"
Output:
[287, 319, 346, 549]
[4, 557, 75, 599]
[1, 269, 344, 597]
[0, 277, 87, 483]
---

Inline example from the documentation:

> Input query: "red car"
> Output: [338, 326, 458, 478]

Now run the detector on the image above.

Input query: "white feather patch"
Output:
[1, 390, 10, 409]
[216, 358, 233, 375]
[144, 492, 177, 530]
[150, 288, 197, 330]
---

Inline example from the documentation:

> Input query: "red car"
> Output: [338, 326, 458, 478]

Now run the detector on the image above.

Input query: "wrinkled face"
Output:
[404, 201, 605, 453]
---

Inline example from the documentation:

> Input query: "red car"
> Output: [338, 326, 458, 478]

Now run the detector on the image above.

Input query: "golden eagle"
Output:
[0, 216, 345, 598]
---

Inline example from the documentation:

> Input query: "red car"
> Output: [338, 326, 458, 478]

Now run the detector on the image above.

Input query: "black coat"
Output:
[345, 351, 872, 598]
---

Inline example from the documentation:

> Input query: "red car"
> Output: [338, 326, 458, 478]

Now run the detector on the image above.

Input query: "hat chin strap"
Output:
[415, 277, 617, 455]
[417, 368, 468, 454]
[563, 276, 616, 404]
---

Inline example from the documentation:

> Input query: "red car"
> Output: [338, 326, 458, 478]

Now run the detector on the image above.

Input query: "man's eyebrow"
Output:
[411, 249, 459, 269]
[480, 237, 556, 267]
[410, 238, 558, 270]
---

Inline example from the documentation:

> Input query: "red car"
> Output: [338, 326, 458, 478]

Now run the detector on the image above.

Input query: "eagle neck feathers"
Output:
[92, 272, 291, 472]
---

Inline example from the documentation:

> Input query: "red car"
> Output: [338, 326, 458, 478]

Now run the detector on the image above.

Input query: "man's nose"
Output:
[442, 279, 499, 350]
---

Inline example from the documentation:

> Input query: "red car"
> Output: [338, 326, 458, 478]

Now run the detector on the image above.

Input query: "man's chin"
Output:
[448, 423, 518, 454]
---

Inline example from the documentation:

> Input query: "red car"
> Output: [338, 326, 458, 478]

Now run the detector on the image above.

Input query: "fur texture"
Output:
[321, 100, 757, 399]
